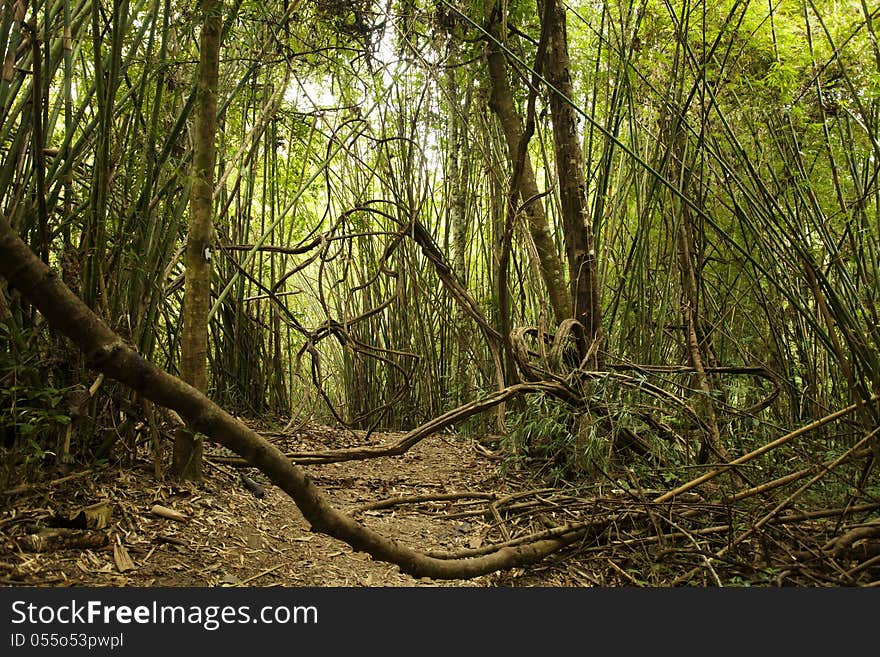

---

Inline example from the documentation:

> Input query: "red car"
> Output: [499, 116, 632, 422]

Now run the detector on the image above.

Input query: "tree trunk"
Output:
[544, 0, 602, 366]
[485, 23, 570, 328]
[174, 0, 222, 480]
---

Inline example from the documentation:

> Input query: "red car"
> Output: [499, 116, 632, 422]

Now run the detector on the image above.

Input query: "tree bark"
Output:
[544, 0, 602, 366]
[174, 0, 222, 480]
[485, 23, 570, 328]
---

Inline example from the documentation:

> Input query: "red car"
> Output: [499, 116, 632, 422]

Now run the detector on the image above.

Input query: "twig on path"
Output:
[237, 563, 284, 586]
[353, 492, 497, 515]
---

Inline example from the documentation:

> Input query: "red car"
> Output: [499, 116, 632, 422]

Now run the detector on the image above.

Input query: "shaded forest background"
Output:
[2, 0, 880, 584]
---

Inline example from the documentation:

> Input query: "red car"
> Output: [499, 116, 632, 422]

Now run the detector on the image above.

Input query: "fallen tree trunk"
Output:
[0, 215, 581, 579]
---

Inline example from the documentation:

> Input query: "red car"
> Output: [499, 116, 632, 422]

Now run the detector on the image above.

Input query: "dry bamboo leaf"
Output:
[113, 543, 136, 572]
[70, 501, 113, 529]
[220, 573, 241, 585]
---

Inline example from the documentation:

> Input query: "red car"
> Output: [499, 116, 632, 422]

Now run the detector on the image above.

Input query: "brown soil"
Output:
[0, 424, 576, 587]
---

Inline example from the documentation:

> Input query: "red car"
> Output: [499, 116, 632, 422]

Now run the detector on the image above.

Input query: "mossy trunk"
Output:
[174, 0, 222, 481]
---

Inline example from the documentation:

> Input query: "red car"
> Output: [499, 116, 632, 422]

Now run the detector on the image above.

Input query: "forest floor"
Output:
[4, 422, 880, 587]
[0, 423, 594, 587]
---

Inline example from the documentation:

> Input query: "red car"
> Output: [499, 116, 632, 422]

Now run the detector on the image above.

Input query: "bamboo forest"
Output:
[1, 0, 879, 588]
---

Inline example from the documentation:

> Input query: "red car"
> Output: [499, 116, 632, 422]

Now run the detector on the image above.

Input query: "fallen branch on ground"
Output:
[0, 215, 583, 579]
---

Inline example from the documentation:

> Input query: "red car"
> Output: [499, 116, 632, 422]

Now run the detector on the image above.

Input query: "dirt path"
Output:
[1, 425, 559, 587]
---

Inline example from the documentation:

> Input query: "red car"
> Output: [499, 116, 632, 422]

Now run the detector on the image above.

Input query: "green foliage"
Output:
[502, 397, 574, 464]
[501, 397, 610, 485]
[1, 0, 878, 508]
[0, 325, 74, 464]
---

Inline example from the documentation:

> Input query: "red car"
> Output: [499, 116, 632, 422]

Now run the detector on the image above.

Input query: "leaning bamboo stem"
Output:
[653, 397, 879, 503]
